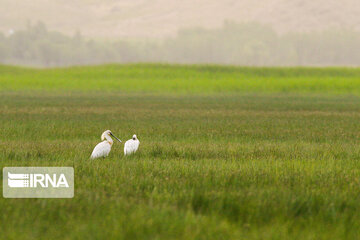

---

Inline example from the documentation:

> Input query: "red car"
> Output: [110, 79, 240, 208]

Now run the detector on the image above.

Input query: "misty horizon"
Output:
[1, 0, 360, 39]
[1, 0, 359, 67]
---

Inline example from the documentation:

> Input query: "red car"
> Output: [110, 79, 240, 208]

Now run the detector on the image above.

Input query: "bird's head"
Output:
[101, 130, 111, 140]
[101, 130, 122, 142]
[132, 134, 137, 140]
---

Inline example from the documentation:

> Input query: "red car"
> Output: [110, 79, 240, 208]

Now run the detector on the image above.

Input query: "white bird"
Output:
[124, 134, 140, 155]
[90, 130, 122, 159]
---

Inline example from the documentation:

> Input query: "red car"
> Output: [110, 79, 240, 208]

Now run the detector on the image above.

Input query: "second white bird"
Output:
[124, 134, 140, 155]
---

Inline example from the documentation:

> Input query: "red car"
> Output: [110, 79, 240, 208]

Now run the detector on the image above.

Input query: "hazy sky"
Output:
[1, 0, 360, 39]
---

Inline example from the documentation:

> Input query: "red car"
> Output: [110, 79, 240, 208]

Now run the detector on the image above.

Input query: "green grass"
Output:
[1, 64, 360, 94]
[1, 64, 360, 239]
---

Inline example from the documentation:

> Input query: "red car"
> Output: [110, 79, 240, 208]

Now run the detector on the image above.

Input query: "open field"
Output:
[1, 65, 360, 239]
[1, 64, 360, 94]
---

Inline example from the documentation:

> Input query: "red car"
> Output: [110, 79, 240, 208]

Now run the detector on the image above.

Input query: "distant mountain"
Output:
[1, 0, 359, 38]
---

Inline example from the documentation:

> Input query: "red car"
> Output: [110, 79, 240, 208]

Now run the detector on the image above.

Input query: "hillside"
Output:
[1, 0, 359, 38]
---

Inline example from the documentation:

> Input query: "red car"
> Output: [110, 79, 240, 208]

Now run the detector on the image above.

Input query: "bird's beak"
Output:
[110, 132, 122, 142]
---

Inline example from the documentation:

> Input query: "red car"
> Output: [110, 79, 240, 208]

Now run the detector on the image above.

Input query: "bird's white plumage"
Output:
[90, 130, 121, 159]
[124, 134, 140, 155]
[90, 141, 112, 159]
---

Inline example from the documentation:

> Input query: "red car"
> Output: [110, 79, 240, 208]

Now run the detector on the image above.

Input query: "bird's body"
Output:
[90, 130, 122, 159]
[124, 135, 140, 155]
[91, 141, 112, 159]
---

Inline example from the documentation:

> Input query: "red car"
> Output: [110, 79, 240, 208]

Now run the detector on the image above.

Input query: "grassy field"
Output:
[1, 64, 360, 239]
[1, 64, 360, 94]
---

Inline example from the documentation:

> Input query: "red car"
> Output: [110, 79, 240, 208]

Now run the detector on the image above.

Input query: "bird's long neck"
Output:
[104, 134, 113, 145]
